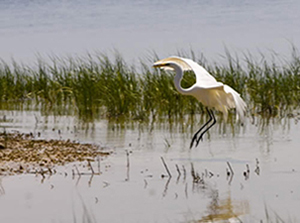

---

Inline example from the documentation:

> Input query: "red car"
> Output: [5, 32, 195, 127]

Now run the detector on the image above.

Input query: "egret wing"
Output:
[154, 56, 222, 88]
[172, 57, 223, 89]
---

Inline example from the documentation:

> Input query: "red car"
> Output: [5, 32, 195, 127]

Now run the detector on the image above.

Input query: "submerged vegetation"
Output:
[0, 131, 111, 175]
[0, 49, 300, 122]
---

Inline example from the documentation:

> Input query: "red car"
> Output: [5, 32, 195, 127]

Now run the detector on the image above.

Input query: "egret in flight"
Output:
[153, 56, 246, 149]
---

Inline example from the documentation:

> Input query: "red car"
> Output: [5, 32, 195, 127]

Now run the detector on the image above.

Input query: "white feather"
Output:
[153, 56, 246, 122]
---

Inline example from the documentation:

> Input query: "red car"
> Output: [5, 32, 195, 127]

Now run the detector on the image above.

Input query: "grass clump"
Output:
[0, 49, 300, 122]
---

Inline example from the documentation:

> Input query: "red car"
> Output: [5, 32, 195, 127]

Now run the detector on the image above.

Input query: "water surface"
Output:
[1, 1, 300, 221]
[0, 0, 299, 63]
[0, 110, 299, 222]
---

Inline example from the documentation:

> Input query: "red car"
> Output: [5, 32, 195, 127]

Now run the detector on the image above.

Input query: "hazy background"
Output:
[0, 0, 299, 63]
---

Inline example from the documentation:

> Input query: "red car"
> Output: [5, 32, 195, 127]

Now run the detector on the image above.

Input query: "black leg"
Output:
[195, 110, 216, 147]
[190, 108, 213, 149]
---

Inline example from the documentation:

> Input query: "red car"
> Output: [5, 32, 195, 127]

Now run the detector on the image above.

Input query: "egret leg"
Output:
[190, 108, 213, 149]
[195, 110, 216, 147]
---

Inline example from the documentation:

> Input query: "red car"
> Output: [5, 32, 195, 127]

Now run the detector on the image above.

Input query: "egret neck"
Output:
[173, 64, 194, 96]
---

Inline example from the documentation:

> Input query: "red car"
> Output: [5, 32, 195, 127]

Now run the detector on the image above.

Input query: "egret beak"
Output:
[153, 62, 171, 68]
[153, 63, 164, 68]
[153, 62, 174, 71]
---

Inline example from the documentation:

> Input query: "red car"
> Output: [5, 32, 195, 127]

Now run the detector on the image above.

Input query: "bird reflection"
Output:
[197, 190, 249, 222]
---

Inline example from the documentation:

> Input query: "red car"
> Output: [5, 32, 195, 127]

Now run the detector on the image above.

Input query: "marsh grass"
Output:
[0, 49, 300, 123]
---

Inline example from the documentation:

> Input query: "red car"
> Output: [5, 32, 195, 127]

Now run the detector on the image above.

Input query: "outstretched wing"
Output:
[178, 57, 220, 87]
[154, 56, 223, 89]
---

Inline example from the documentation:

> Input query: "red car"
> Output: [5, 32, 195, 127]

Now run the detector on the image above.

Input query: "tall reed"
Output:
[0, 49, 299, 122]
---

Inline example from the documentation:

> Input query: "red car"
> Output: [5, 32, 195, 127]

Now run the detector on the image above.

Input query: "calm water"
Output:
[1, 1, 300, 222]
[0, 111, 300, 222]
[0, 0, 300, 63]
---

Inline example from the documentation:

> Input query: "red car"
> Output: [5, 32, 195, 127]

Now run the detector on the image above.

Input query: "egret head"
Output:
[153, 56, 191, 71]
[153, 60, 173, 71]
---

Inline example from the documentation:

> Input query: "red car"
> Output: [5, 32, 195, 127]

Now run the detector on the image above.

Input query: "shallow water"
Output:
[0, 110, 300, 222]
[1, 1, 300, 222]
[0, 0, 300, 63]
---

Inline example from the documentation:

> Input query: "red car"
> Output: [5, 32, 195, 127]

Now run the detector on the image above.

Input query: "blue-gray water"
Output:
[0, 0, 299, 63]
[1, 2, 300, 222]
[0, 110, 300, 222]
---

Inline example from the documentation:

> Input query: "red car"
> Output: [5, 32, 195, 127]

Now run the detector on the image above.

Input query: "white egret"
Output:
[153, 56, 246, 149]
